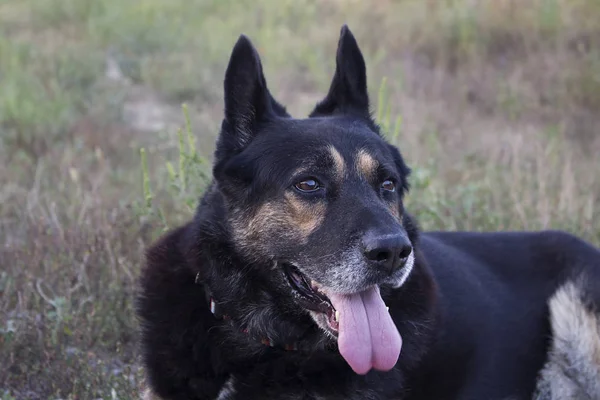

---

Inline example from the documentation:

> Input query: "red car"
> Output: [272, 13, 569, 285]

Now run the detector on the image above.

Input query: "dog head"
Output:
[212, 27, 413, 370]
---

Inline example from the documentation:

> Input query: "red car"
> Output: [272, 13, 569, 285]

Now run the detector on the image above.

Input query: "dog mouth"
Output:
[281, 263, 339, 333]
[281, 261, 403, 375]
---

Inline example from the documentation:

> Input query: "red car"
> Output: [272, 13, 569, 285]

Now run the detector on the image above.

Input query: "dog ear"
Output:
[309, 25, 370, 118]
[221, 35, 288, 153]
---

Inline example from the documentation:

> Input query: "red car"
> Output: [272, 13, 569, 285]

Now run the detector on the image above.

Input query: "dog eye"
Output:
[294, 179, 321, 193]
[381, 179, 396, 192]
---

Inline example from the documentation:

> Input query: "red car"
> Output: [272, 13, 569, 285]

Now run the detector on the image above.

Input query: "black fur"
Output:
[136, 26, 600, 400]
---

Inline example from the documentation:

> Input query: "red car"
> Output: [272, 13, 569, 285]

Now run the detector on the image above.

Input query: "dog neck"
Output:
[195, 271, 333, 352]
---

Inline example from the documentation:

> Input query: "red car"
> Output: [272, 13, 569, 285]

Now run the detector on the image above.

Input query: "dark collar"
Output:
[196, 272, 301, 351]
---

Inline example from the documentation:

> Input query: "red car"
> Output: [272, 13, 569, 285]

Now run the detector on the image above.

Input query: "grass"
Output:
[1, 0, 599, 398]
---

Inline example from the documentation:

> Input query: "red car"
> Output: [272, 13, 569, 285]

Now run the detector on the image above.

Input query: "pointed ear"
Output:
[310, 25, 370, 118]
[222, 35, 287, 153]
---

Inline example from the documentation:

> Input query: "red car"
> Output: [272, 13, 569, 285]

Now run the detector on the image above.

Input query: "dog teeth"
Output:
[334, 310, 340, 322]
[386, 306, 389, 312]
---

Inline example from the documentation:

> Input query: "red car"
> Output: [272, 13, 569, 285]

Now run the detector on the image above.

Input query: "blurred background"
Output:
[1, 0, 599, 398]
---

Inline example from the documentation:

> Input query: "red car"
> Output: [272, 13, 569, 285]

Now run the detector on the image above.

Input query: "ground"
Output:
[1, 0, 599, 399]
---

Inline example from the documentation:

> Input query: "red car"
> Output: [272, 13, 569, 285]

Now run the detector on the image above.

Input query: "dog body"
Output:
[136, 26, 600, 400]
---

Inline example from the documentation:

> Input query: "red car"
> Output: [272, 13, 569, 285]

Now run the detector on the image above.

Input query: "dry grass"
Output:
[1, 0, 599, 398]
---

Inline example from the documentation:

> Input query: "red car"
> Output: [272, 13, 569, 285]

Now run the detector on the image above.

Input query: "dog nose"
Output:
[363, 232, 413, 274]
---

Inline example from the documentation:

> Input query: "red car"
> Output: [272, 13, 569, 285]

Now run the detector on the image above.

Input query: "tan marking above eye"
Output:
[328, 145, 346, 180]
[355, 148, 379, 180]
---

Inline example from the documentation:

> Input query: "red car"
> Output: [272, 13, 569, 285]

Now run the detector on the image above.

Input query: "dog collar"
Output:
[196, 272, 300, 351]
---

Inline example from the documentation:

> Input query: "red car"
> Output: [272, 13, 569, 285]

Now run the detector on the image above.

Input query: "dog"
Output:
[136, 25, 600, 400]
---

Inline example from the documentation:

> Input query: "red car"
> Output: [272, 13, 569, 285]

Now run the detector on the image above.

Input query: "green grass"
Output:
[1, 0, 599, 398]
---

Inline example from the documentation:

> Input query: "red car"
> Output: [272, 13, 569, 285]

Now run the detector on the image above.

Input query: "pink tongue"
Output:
[327, 286, 402, 375]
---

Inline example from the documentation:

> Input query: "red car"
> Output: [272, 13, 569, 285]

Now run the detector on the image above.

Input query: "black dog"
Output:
[136, 26, 600, 400]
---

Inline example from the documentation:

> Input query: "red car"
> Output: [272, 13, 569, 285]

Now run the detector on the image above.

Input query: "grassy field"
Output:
[1, 0, 599, 398]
